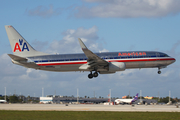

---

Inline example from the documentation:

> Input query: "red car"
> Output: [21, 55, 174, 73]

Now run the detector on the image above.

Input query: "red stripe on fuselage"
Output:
[36, 58, 175, 66]
[37, 61, 87, 66]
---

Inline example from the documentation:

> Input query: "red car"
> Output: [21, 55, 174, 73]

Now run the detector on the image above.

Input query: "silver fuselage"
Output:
[17, 51, 175, 72]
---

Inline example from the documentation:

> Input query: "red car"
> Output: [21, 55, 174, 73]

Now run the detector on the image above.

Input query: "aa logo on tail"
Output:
[13, 39, 29, 52]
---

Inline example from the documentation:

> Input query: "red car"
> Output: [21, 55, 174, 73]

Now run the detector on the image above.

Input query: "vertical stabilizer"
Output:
[131, 93, 138, 103]
[5, 25, 49, 57]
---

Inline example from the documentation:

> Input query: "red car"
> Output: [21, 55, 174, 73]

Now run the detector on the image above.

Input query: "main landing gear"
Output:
[88, 71, 98, 79]
[158, 68, 161, 74]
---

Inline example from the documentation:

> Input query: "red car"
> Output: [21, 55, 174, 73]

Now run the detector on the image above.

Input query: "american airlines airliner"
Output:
[5, 25, 176, 79]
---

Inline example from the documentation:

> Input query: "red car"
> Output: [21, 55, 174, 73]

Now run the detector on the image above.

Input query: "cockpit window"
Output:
[164, 54, 169, 57]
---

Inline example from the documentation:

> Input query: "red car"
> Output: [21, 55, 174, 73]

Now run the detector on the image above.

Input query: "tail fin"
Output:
[134, 93, 138, 100]
[131, 93, 138, 103]
[5, 25, 48, 57]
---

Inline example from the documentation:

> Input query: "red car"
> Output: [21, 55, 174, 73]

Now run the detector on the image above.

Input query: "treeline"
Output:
[0, 95, 39, 103]
[137, 96, 179, 103]
[153, 97, 179, 103]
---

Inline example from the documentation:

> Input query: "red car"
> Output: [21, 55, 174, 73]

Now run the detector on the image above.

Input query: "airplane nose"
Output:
[172, 58, 176, 63]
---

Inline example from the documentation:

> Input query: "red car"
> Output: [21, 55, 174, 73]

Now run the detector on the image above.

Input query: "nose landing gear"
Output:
[158, 70, 161, 74]
[158, 71, 161, 74]
[158, 68, 161, 74]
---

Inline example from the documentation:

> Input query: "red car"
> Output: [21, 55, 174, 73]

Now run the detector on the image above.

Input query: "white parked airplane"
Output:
[5, 25, 176, 79]
[0, 100, 7, 103]
[115, 93, 138, 105]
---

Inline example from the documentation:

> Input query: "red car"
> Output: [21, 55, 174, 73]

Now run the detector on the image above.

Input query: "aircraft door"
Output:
[38, 59, 43, 66]
[156, 53, 160, 61]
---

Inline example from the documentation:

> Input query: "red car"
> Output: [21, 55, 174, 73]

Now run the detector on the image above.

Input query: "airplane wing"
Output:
[8, 54, 27, 61]
[78, 38, 109, 70]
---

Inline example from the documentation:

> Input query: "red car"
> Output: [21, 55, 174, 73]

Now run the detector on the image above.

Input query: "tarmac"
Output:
[0, 104, 180, 112]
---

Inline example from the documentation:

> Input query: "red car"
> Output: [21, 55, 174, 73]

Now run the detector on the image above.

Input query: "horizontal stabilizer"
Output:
[8, 54, 27, 61]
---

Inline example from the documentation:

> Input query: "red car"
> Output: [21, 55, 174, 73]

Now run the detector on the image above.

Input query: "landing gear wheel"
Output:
[88, 74, 93, 79]
[158, 67, 161, 74]
[93, 72, 98, 77]
[158, 71, 161, 74]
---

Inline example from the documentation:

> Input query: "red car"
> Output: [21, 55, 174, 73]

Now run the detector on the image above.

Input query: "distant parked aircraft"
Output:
[144, 96, 153, 99]
[115, 93, 138, 105]
[0, 100, 7, 103]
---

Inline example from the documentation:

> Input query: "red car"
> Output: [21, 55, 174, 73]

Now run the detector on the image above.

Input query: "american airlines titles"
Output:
[118, 52, 146, 56]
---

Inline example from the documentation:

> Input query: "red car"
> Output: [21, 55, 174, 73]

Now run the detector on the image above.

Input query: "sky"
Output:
[0, 0, 180, 98]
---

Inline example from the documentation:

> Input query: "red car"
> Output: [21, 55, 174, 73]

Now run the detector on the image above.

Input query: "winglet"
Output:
[78, 38, 87, 49]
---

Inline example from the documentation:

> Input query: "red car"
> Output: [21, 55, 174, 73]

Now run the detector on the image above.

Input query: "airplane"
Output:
[0, 100, 7, 103]
[114, 93, 138, 105]
[5, 25, 176, 79]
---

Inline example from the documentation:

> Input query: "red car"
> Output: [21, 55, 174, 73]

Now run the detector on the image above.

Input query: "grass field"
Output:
[0, 111, 180, 120]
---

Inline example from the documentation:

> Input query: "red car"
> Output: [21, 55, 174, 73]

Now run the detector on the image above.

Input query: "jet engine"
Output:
[108, 62, 126, 72]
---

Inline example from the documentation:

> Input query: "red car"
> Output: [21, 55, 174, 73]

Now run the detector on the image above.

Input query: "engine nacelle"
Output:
[109, 62, 126, 72]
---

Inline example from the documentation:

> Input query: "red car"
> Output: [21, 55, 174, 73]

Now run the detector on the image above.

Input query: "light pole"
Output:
[5, 87, 6, 101]
[140, 90, 142, 103]
[77, 88, 79, 104]
[109, 89, 111, 104]
[42, 88, 44, 97]
[169, 91, 171, 103]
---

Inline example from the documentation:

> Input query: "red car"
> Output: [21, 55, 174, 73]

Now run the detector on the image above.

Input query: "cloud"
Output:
[74, 0, 180, 18]
[0, 54, 49, 81]
[47, 26, 108, 54]
[18, 69, 48, 81]
[27, 5, 62, 18]
[169, 40, 180, 55]
[32, 39, 48, 51]
[164, 40, 180, 68]
[0, 54, 24, 77]
[0, 53, 51, 96]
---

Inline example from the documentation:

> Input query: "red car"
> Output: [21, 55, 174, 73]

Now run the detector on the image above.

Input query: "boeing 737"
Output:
[115, 93, 138, 105]
[5, 25, 176, 79]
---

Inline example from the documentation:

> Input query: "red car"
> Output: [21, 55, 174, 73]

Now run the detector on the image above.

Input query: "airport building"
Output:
[41, 95, 111, 104]
[134, 99, 157, 105]
[40, 95, 157, 104]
